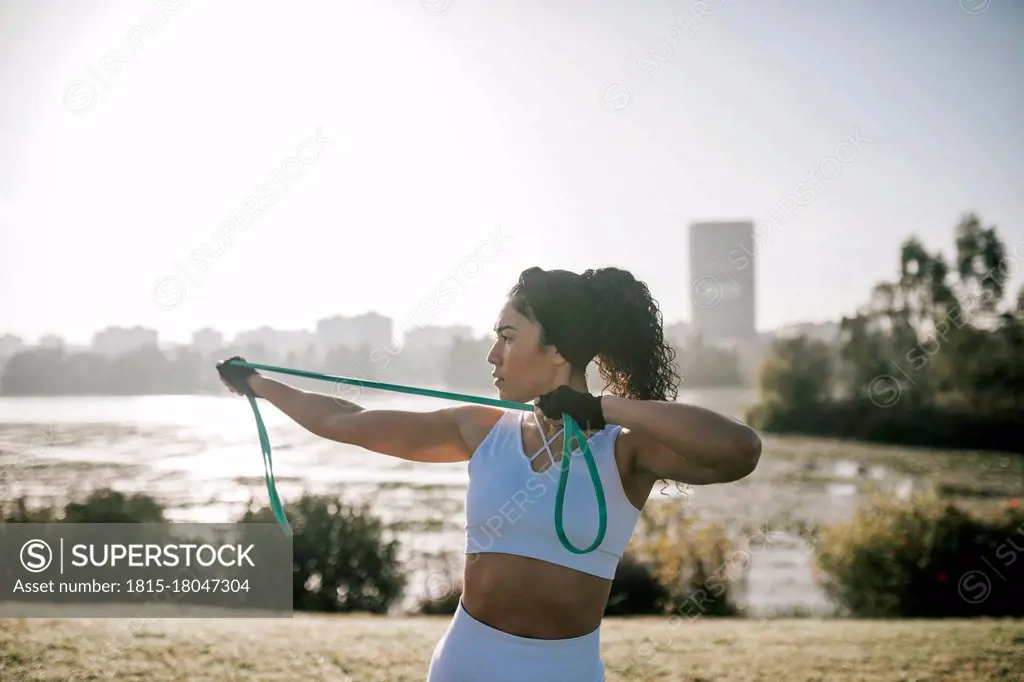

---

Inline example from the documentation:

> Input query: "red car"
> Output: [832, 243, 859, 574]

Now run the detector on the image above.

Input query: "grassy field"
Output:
[1, 614, 1022, 681]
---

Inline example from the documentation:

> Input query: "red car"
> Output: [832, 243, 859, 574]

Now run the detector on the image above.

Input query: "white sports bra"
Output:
[463, 410, 643, 579]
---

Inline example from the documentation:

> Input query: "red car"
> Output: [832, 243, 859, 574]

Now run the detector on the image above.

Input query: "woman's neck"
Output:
[532, 370, 597, 440]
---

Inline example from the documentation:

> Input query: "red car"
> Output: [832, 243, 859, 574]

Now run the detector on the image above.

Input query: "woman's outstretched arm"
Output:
[250, 375, 362, 436]
[250, 375, 492, 464]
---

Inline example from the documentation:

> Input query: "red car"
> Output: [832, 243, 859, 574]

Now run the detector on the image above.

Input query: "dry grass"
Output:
[1, 614, 1022, 681]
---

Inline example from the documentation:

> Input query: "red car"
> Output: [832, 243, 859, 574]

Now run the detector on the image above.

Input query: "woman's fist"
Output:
[216, 356, 259, 398]
[536, 385, 606, 432]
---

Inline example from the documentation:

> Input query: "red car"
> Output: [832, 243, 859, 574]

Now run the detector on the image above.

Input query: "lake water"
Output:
[5, 389, 1013, 617]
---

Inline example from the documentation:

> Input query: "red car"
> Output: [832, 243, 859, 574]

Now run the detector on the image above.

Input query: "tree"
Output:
[756, 335, 833, 409]
[675, 334, 744, 387]
[953, 212, 1008, 325]
[240, 494, 406, 614]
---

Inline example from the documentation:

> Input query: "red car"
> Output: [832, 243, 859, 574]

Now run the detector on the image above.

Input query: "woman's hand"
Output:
[536, 385, 606, 432]
[215, 355, 260, 398]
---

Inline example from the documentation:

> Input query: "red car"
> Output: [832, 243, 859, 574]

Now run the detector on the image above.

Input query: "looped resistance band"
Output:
[228, 360, 607, 554]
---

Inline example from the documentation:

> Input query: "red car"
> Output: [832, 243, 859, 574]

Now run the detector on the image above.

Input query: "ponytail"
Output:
[583, 267, 679, 402]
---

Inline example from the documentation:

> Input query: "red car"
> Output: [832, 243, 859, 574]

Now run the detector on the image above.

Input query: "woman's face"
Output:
[486, 297, 566, 403]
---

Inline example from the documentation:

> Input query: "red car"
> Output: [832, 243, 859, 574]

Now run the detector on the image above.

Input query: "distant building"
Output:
[234, 326, 315, 361]
[315, 312, 392, 358]
[689, 221, 757, 342]
[91, 326, 158, 356]
[0, 333, 25, 361]
[191, 328, 225, 356]
[663, 321, 694, 348]
[403, 325, 473, 353]
[38, 334, 66, 350]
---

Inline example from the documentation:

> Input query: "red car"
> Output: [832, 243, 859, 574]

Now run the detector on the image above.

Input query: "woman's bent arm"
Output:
[250, 375, 484, 463]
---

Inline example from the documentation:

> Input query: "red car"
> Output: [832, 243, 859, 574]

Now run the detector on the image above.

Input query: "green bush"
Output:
[814, 493, 1024, 617]
[64, 488, 166, 523]
[417, 588, 462, 615]
[623, 502, 741, 617]
[0, 496, 60, 523]
[605, 555, 669, 615]
[240, 493, 406, 614]
[412, 551, 463, 615]
[416, 576, 463, 615]
[746, 398, 1024, 455]
[0, 489, 165, 523]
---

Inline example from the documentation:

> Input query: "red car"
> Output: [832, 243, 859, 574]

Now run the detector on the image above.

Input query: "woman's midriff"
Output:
[459, 553, 612, 639]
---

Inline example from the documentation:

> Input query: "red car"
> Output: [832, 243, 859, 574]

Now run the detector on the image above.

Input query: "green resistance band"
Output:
[227, 360, 608, 555]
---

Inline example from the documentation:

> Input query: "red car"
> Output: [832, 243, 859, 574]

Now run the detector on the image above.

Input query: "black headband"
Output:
[517, 267, 602, 367]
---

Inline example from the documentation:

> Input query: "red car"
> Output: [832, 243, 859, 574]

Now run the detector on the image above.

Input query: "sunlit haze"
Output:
[2, 0, 1022, 346]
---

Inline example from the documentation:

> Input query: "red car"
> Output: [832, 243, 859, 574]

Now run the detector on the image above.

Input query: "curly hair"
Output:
[509, 266, 681, 402]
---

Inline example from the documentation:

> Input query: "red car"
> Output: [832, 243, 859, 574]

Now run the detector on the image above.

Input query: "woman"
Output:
[216, 265, 762, 681]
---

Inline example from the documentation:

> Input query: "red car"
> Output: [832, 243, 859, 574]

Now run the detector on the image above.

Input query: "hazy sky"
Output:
[1, 0, 1022, 345]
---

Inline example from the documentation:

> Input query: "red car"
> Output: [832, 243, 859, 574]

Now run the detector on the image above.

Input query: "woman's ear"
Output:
[547, 345, 568, 367]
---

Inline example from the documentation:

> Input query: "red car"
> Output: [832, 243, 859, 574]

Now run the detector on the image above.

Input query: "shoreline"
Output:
[3, 394, 1023, 619]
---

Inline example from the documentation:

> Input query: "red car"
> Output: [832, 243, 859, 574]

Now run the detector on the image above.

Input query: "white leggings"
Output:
[426, 600, 605, 681]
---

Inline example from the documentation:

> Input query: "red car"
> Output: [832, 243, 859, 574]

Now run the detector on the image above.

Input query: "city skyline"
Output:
[0, 302, 834, 351]
[2, 2, 1022, 347]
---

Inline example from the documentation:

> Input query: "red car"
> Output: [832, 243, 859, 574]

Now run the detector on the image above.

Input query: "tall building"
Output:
[689, 221, 756, 342]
